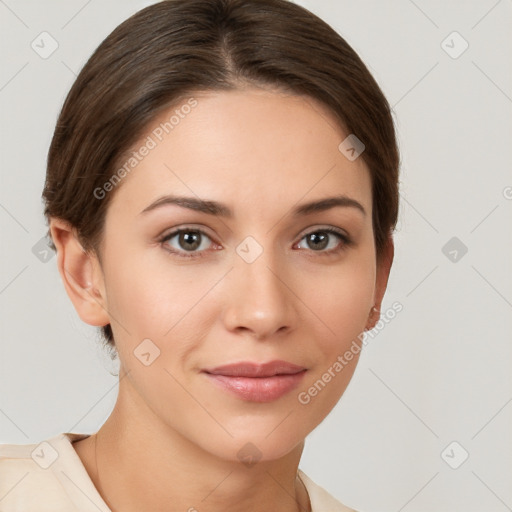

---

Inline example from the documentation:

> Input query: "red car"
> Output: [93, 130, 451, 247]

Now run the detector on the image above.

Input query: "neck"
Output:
[74, 370, 311, 512]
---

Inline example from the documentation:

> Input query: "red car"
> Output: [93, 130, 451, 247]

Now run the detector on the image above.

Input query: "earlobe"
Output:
[365, 306, 380, 332]
[49, 218, 110, 327]
[365, 235, 394, 331]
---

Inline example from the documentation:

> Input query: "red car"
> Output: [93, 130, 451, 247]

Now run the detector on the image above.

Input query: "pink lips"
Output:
[202, 360, 307, 402]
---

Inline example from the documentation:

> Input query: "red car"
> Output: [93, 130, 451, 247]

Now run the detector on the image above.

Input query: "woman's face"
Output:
[92, 88, 387, 462]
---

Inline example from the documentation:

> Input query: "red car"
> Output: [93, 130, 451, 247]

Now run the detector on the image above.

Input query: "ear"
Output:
[365, 235, 394, 331]
[49, 218, 110, 327]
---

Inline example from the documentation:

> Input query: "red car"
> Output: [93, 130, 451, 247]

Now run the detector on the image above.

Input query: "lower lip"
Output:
[204, 371, 307, 402]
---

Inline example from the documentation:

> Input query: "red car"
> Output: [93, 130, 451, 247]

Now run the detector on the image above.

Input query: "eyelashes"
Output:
[158, 226, 354, 260]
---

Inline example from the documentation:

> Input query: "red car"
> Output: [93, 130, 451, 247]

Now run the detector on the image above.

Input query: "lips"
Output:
[203, 360, 306, 377]
[202, 360, 307, 402]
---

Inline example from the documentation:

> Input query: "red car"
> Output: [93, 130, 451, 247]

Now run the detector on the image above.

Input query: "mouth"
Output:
[201, 360, 307, 402]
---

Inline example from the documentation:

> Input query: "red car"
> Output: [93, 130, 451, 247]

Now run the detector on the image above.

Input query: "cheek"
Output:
[297, 255, 375, 346]
[101, 250, 219, 389]
[293, 264, 374, 422]
[102, 248, 204, 338]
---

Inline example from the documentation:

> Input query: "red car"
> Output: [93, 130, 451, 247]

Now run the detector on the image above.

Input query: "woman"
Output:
[0, 0, 399, 510]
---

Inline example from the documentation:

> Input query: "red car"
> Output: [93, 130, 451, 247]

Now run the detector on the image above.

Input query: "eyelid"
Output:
[158, 224, 350, 242]
[157, 225, 219, 255]
[158, 224, 216, 242]
[296, 224, 349, 240]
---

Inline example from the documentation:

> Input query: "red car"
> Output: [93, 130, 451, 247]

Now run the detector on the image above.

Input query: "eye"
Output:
[295, 227, 352, 254]
[158, 226, 353, 260]
[159, 228, 216, 259]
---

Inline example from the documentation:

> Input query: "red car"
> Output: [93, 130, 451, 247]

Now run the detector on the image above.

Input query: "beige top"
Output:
[0, 433, 356, 511]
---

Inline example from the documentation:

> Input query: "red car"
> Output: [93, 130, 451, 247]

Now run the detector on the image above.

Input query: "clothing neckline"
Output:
[49, 432, 111, 511]
[53, 432, 317, 512]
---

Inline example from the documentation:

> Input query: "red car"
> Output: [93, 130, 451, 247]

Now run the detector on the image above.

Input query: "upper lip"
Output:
[203, 360, 306, 378]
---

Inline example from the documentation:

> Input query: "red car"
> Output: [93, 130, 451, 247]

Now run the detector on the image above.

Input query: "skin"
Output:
[51, 87, 393, 512]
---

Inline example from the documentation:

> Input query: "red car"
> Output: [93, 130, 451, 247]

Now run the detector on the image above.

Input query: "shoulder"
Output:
[0, 433, 106, 512]
[298, 469, 359, 512]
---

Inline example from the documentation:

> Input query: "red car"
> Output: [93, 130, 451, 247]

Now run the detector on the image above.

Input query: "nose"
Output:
[221, 249, 298, 340]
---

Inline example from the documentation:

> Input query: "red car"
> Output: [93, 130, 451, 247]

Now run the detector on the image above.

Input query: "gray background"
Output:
[1, 1, 511, 511]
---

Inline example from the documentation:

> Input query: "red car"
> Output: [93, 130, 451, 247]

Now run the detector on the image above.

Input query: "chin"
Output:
[190, 419, 307, 465]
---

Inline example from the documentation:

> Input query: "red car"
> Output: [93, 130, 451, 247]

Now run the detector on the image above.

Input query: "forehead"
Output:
[107, 88, 372, 219]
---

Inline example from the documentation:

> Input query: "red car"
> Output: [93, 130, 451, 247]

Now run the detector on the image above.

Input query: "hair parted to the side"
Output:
[42, 0, 400, 354]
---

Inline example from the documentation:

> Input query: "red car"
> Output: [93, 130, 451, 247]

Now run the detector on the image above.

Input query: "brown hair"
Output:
[43, 0, 400, 353]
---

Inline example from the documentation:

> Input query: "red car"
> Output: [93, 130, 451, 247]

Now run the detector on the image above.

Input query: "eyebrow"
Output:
[139, 194, 366, 218]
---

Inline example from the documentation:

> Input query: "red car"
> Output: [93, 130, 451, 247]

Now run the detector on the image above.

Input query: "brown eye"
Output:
[304, 232, 329, 251]
[296, 228, 352, 254]
[160, 229, 215, 258]
[176, 230, 202, 251]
